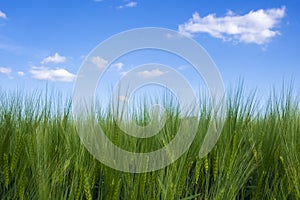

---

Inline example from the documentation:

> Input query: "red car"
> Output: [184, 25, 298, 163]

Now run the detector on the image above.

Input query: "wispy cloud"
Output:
[17, 71, 25, 76]
[0, 43, 23, 53]
[0, 10, 7, 19]
[91, 56, 108, 69]
[178, 65, 190, 70]
[138, 68, 167, 78]
[178, 6, 286, 44]
[0, 36, 48, 56]
[0, 67, 11, 74]
[112, 62, 124, 71]
[41, 53, 66, 64]
[117, 1, 137, 9]
[30, 66, 76, 82]
[120, 71, 128, 76]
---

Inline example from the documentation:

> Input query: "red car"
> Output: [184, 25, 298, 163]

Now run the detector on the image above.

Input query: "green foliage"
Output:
[0, 87, 299, 199]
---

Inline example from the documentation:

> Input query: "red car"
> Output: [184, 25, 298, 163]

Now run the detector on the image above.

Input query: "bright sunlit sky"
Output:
[0, 0, 299, 102]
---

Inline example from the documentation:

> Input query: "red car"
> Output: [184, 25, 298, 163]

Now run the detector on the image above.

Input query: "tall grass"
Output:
[0, 87, 299, 199]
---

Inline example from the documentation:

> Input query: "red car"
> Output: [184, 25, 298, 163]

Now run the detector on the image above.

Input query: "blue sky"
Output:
[0, 0, 299, 102]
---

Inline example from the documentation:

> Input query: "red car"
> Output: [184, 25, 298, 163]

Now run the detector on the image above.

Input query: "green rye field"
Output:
[0, 87, 299, 200]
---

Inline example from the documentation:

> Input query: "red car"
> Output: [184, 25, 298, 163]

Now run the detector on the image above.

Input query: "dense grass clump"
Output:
[0, 88, 299, 199]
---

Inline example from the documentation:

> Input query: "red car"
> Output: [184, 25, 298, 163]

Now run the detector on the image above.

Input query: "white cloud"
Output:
[30, 66, 76, 82]
[112, 62, 124, 71]
[17, 71, 25, 76]
[138, 68, 167, 78]
[41, 53, 66, 64]
[117, 1, 137, 9]
[0, 10, 7, 19]
[0, 67, 11, 74]
[91, 56, 108, 69]
[178, 6, 286, 44]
